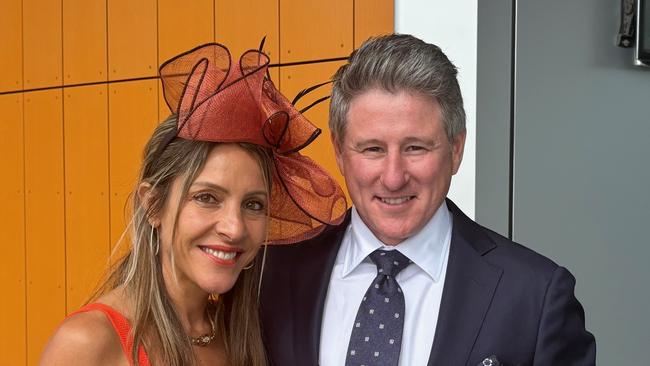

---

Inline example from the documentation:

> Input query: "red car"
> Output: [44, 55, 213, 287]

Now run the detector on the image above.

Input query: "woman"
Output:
[40, 43, 346, 366]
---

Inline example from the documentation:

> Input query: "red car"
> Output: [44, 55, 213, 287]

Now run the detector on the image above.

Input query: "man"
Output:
[259, 34, 595, 366]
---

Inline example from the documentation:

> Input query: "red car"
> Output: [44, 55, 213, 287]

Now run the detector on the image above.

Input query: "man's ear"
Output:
[331, 134, 345, 176]
[451, 129, 466, 175]
[137, 182, 160, 227]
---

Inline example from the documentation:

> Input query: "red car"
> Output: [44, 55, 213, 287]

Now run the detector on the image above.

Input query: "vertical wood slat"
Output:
[158, 0, 214, 64]
[0, 0, 23, 92]
[24, 90, 65, 366]
[63, 0, 107, 84]
[215, 0, 280, 84]
[64, 85, 110, 311]
[107, 0, 157, 80]
[0, 94, 26, 365]
[157, 0, 215, 119]
[354, 0, 394, 47]
[279, 61, 348, 196]
[279, 0, 353, 63]
[23, 0, 62, 89]
[109, 81, 159, 253]
[214, 0, 279, 59]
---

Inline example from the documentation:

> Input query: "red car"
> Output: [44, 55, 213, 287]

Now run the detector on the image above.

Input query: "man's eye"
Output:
[405, 145, 427, 153]
[362, 146, 383, 153]
[244, 200, 266, 212]
[193, 193, 217, 204]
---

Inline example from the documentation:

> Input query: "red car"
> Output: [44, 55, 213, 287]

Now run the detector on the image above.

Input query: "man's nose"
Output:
[380, 152, 409, 191]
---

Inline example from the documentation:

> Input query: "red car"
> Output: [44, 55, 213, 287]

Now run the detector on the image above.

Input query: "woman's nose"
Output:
[215, 204, 246, 242]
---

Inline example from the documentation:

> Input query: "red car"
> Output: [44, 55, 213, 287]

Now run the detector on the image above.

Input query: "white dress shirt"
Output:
[319, 202, 452, 366]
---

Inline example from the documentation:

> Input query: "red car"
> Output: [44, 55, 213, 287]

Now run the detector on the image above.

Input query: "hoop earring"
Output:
[150, 226, 160, 256]
[257, 244, 268, 298]
[243, 261, 255, 270]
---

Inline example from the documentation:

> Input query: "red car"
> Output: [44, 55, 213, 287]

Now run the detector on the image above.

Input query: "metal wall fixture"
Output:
[617, 0, 649, 67]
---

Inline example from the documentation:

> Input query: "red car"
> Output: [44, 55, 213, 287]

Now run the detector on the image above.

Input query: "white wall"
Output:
[395, 0, 477, 218]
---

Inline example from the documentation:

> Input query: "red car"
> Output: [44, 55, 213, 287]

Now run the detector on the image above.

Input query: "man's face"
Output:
[334, 88, 465, 245]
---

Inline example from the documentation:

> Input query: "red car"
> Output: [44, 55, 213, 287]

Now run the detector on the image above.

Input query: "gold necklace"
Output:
[189, 312, 216, 347]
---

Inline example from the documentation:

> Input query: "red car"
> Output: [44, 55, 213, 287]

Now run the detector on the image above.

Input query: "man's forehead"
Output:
[346, 96, 442, 132]
[346, 89, 441, 122]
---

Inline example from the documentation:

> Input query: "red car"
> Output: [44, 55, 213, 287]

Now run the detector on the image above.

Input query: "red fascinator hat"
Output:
[157, 43, 347, 244]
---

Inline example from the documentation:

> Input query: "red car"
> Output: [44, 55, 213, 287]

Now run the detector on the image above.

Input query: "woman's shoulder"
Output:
[39, 294, 130, 365]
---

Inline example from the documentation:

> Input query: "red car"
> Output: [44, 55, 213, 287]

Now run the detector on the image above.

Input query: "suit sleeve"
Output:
[533, 266, 596, 366]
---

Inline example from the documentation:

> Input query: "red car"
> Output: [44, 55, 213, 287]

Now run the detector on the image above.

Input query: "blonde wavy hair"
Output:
[91, 116, 269, 366]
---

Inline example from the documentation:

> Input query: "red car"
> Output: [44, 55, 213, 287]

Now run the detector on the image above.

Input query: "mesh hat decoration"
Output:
[157, 43, 347, 244]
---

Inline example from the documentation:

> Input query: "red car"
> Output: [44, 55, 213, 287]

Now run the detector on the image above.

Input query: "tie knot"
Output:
[369, 249, 411, 277]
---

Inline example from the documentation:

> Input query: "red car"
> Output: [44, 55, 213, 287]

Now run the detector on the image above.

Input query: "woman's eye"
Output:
[193, 193, 217, 204]
[244, 200, 266, 212]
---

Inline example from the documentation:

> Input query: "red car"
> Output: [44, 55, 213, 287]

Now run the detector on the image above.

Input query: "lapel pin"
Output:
[478, 355, 501, 366]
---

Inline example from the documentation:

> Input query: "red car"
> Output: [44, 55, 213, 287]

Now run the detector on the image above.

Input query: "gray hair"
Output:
[329, 34, 466, 145]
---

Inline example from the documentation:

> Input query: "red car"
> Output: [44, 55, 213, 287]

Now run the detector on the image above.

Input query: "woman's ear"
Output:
[137, 182, 160, 227]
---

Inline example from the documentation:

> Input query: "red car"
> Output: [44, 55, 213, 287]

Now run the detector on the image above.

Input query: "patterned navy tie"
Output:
[345, 249, 411, 366]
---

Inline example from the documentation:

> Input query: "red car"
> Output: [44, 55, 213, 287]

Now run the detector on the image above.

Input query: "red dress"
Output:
[69, 303, 151, 366]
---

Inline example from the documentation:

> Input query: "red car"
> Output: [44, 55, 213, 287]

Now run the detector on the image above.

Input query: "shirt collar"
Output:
[341, 201, 452, 282]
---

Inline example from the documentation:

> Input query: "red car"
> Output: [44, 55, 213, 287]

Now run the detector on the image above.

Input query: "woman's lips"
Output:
[199, 245, 243, 266]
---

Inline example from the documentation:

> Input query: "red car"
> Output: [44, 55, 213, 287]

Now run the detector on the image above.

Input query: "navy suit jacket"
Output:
[259, 199, 596, 366]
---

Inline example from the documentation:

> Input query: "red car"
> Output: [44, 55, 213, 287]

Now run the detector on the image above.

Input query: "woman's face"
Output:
[157, 143, 269, 295]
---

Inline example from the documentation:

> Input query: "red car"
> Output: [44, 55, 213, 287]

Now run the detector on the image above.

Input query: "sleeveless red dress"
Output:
[69, 303, 151, 366]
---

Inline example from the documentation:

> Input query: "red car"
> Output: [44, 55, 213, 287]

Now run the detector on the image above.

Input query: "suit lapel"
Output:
[280, 202, 501, 365]
[427, 200, 503, 366]
[289, 212, 351, 365]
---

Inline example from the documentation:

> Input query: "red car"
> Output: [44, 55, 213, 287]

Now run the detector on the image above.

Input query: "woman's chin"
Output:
[199, 277, 239, 296]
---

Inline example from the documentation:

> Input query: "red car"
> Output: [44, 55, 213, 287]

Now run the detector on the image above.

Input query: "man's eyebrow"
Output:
[353, 138, 385, 146]
[353, 137, 437, 146]
[402, 136, 436, 146]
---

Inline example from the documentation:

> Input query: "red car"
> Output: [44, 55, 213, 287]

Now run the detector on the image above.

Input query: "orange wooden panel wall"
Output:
[63, 0, 107, 84]
[107, 0, 157, 80]
[64, 85, 110, 311]
[0, 94, 26, 365]
[157, 0, 215, 119]
[23, 0, 62, 89]
[214, 0, 279, 59]
[158, 0, 215, 63]
[109, 81, 159, 250]
[24, 90, 66, 365]
[1, 1, 393, 364]
[215, 0, 280, 83]
[280, 0, 353, 62]
[0, 0, 22, 92]
[355, 0, 395, 46]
